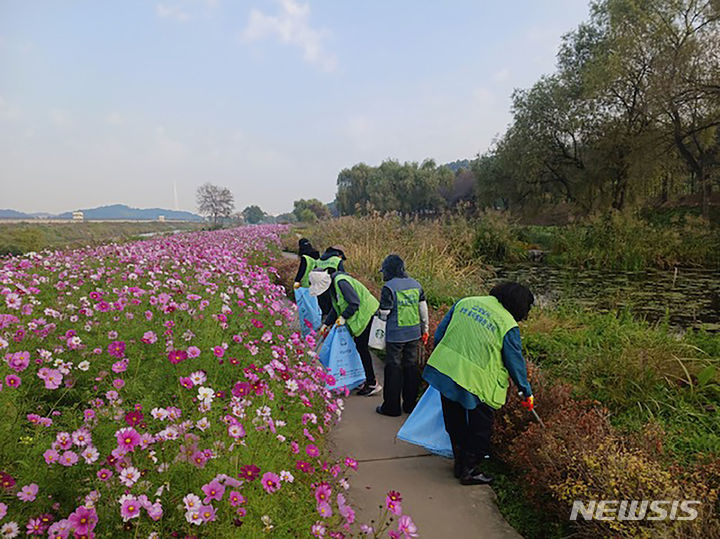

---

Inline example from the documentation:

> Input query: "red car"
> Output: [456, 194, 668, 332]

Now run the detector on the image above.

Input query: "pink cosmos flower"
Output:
[6, 351, 30, 372]
[306, 444, 320, 457]
[0, 502, 6, 520]
[311, 522, 326, 537]
[68, 506, 97, 534]
[213, 345, 225, 358]
[201, 480, 225, 503]
[397, 515, 418, 537]
[187, 346, 201, 358]
[314, 482, 331, 505]
[198, 505, 217, 523]
[97, 468, 112, 481]
[344, 457, 358, 470]
[59, 451, 79, 466]
[44, 449, 60, 465]
[261, 472, 281, 494]
[107, 340, 126, 358]
[25, 518, 44, 535]
[120, 497, 141, 521]
[141, 331, 157, 344]
[228, 491, 245, 507]
[17, 483, 38, 502]
[179, 376, 194, 389]
[316, 501, 333, 518]
[116, 427, 141, 452]
[47, 519, 71, 538]
[4, 374, 21, 388]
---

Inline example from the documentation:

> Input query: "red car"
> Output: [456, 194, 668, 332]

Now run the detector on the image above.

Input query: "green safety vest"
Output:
[331, 274, 380, 337]
[315, 256, 342, 271]
[427, 296, 518, 409]
[299, 255, 316, 287]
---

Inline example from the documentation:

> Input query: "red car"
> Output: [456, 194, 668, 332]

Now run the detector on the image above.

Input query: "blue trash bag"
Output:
[294, 287, 322, 337]
[317, 326, 366, 391]
[397, 385, 453, 458]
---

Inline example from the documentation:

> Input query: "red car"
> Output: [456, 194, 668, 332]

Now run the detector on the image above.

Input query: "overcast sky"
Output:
[0, 0, 590, 215]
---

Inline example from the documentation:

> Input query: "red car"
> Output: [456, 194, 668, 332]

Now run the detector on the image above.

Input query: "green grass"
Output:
[0, 221, 203, 255]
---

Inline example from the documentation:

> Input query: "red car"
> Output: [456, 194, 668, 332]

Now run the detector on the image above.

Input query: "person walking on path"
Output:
[309, 269, 382, 397]
[376, 254, 429, 417]
[423, 282, 535, 486]
[293, 238, 320, 289]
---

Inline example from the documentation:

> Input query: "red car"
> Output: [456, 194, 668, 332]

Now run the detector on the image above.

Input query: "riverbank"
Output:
[0, 221, 203, 256]
[282, 218, 720, 538]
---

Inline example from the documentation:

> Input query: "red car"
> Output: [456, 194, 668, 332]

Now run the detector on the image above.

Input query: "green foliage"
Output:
[293, 198, 330, 222]
[473, 0, 720, 218]
[336, 159, 453, 216]
[0, 222, 202, 256]
[242, 205, 266, 224]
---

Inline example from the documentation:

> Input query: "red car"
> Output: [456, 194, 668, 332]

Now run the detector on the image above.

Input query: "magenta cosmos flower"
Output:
[68, 506, 97, 534]
[116, 427, 141, 452]
[120, 497, 141, 521]
[167, 350, 187, 365]
[107, 341, 126, 358]
[238, 464, 260, 481]
[261, 472, 281, 494]
[201, 480, 225, 503]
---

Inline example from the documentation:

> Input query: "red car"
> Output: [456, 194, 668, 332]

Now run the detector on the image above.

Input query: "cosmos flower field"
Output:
[0, 226, 415, 538]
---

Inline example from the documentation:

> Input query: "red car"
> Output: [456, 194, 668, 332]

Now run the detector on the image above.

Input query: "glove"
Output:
[293, 282, 301, 289]
[335, 316, 346, 327]
[521, 395, 534, 411]
[318, 324, 329, 337]
[421, 332, 429, 345]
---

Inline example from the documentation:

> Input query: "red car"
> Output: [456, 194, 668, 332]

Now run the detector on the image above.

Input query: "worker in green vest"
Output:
[423, 282, 535, 485]
[293, 238, 320, 289]
[376, 254, 429, 417]
[313, 246, 347, 317]
[308, 268, 382, 396]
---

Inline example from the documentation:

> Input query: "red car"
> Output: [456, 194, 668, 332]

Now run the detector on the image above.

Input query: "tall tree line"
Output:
[475, 0, 720, 219]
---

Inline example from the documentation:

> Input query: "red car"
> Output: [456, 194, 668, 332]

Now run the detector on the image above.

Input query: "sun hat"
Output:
[308, 270, 332, 297]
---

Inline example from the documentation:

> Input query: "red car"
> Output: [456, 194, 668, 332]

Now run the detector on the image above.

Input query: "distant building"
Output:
[72, 211, 84, 222]
[158, 215, 166, 222]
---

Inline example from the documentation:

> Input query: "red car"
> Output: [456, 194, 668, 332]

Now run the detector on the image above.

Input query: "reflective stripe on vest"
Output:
[315, 256, 342, 271]
[300, 255, 316, 287]
[331, 274, 380, 337]
[384, 277, 422, 343]
[426, 296, 518, 409]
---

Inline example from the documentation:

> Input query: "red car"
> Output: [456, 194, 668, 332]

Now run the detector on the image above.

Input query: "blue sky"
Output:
[0, 0, 590, 215]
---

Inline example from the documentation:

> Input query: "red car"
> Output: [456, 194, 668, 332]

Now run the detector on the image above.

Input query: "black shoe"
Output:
[376, 405, 401, 417]
[459, 468, 493, 485]
[357, 383, 382, 396]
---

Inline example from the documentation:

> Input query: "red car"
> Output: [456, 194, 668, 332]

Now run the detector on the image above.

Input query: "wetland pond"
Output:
[494, 265, 720, 331]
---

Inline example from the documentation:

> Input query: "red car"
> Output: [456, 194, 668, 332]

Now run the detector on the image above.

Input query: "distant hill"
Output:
[56, 204, 204, 221]
[0, 204, 203, 221]
[442, 159, 472, 173]
[0, 209, 33, 219]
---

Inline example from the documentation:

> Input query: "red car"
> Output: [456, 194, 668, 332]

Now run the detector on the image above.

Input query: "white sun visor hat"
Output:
[308, 270, 332, 297]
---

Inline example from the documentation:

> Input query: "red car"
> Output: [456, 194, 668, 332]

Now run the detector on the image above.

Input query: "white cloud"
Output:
[242, 0, 337, 72]
[106, 112, 125, 126]
[156, 3, 191, 22]
[49, 109, 72, 127]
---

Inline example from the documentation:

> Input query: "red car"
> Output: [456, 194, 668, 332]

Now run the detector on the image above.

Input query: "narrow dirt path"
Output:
[331, 355, 522, 538]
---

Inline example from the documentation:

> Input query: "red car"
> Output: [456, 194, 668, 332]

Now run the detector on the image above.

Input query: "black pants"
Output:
[381, 340, 419, 415]
[441, 395, 494, 470]
[354, 323, 376, 387]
